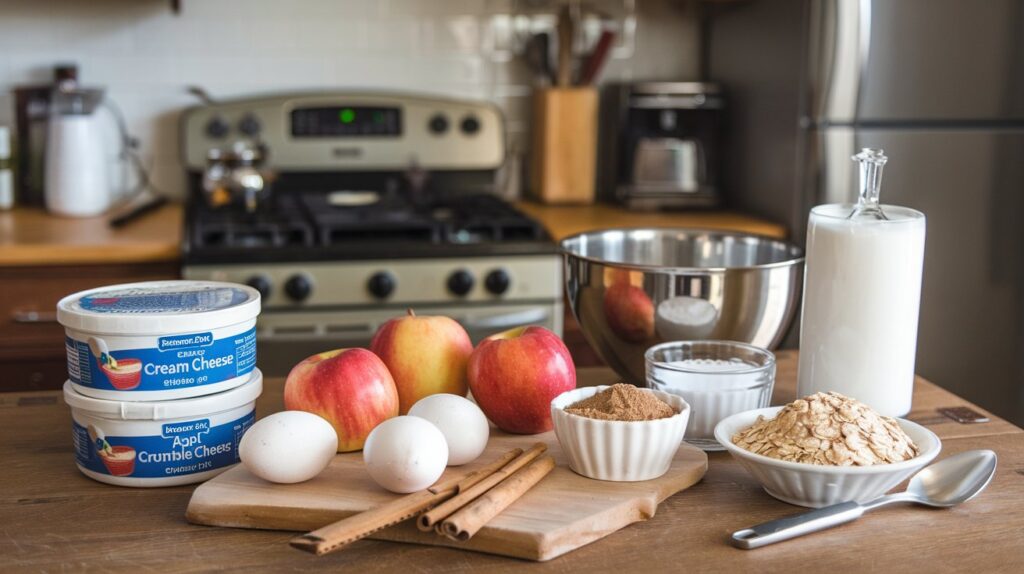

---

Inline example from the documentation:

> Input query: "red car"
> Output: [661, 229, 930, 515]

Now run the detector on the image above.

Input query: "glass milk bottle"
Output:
[797, 149, 926, 416]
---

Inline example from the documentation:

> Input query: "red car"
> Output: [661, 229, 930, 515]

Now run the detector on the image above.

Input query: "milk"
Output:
[797, 204, 926, 416]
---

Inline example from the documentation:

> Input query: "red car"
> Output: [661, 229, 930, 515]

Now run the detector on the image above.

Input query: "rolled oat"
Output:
[732, 392, 919, 466]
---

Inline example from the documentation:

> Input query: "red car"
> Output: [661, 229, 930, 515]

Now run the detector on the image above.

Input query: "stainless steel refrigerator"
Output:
[707, 0, 1024, 424]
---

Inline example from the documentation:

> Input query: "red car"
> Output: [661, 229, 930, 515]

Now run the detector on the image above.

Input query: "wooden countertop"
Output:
[0, 202, 786, 267]
[517, 202, 788, 241]
[2, 351, 1021, 572]
[0, 205, 182, 266]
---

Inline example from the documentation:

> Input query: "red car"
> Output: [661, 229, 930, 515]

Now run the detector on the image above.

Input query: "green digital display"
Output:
[292, 106, 402, 137]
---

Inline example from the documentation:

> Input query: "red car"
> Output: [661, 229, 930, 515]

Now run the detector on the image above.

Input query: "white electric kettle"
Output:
[44, 81, 124, 217]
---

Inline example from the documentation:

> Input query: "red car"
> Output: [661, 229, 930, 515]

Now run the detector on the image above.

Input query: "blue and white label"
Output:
[72, 412, 255, 479]
[66, 327, 257, 392]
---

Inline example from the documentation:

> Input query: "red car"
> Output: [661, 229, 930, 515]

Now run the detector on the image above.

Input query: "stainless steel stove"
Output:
[179, 91, 562, 375]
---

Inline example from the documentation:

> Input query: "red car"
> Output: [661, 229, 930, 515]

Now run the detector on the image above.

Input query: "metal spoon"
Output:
[731, 450, 998, 549]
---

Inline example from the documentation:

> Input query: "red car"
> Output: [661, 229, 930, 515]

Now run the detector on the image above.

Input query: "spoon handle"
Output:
[731, 501, 865, 549]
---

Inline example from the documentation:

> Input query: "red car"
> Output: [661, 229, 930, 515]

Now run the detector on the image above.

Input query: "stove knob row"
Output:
[245, 275, 273, 300]
[367, 272, 396, 299]
[428, 113, 481, 136]
[484, 269, 511, 295]
[284, 274, 313, 302]
[447, 269, 475, 297]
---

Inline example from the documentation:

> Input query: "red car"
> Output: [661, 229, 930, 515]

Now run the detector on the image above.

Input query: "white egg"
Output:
[363, 416, 448, 493]
[408, 394, 489, 466]
[239, 411, 338, 484]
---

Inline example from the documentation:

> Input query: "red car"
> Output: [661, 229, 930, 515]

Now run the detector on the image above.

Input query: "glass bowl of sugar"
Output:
[645, 341, 775, 451]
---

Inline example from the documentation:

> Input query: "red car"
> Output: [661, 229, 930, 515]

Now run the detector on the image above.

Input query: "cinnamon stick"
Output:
[416, 442, 547, 532]
[440, 455, 556, 541]
[290, 447, 522, 556]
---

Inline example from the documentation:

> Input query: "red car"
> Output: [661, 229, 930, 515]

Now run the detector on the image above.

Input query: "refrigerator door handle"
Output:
[821, 128, 857, 204]
[854, 0, 872, 117]
[807, 0, 836, 120]
[808, 0, 870, 123]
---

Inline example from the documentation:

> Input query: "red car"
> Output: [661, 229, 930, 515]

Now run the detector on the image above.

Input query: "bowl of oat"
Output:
[551, 384, 690, 482]
[713, 392, 941, 507]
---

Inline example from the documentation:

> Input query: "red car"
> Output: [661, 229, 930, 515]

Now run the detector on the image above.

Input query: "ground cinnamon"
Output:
[564, 384, 675, 421]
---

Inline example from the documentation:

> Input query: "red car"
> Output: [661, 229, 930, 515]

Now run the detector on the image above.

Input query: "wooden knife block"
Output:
[530, 88, 597, 205]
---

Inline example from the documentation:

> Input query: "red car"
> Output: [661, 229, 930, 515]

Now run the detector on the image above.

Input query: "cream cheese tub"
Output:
[64, 369, 262, 487]
[57, 281, 260, 401]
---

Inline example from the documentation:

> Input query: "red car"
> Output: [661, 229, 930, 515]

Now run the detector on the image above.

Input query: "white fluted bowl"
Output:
[551, 386, 690, 482]
[714, 407, 941, 508]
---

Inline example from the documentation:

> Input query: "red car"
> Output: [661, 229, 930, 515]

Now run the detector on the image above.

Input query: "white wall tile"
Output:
[366, 19, 421, 55]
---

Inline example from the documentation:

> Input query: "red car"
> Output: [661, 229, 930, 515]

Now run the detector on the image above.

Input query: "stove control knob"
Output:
[428, 113, 449, 135]
[284, 274, 313, 302]
[484, 269, 511, 295]
[460, 115, 481, 135]
[367, 272, 396, 299]
[447, 269, 475, 297]
[238, 113, 261, 137]
[205, 116, 229, 139]
[245, 275, 273, 300]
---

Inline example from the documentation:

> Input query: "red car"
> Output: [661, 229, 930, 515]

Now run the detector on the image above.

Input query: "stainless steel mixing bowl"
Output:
[561, 228, 804, 386]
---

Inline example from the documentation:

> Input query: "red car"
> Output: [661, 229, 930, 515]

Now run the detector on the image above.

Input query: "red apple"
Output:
[468, 326, 576, 434]
[284, 348, 399, 452]
[370, 310, 474, 414]
[603, 282, 655, 343]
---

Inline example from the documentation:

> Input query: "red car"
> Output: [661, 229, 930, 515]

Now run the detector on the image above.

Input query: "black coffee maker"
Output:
[599, 82, 724, 209]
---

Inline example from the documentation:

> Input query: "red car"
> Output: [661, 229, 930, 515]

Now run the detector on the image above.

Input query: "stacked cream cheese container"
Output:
[57, 281, 262, 487]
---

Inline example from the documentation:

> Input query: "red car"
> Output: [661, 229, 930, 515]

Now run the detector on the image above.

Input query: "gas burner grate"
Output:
[320, 223, 441, 245]
[443, 221, 547, 243]
[434, 195, 549, 244]
[186, 190, 552, 259]
[189, 193, 317, 249]
[192, 219, 316, 249]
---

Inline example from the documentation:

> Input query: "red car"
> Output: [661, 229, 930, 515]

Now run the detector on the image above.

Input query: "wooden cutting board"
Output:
[186, 429, 707, 561]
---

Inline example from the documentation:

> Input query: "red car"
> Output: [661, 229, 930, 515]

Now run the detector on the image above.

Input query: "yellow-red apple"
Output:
[603, 282, 655, 343]
[284, 348, 399, 452]
[468, 326, 576, 434]
[370, 310, 474, 414]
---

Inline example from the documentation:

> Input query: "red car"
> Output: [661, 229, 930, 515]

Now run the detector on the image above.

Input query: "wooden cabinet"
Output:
[0, 263, 178, 392]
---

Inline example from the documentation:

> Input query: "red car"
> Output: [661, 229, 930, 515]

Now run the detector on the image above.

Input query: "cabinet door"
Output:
[0, 263, 178, 391]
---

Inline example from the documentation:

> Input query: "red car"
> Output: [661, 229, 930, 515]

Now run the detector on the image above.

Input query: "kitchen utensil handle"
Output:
[579, 30, 615, 85]
[556, 5, 574, 87]
[730, 501, 865, 549]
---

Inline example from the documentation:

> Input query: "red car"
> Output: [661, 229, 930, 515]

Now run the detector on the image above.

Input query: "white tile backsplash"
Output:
[0, 0, 697, 199]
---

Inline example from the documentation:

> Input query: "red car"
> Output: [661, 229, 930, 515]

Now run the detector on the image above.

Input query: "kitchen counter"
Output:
[517, 202, 788, 241]
[0, 202, 786, 267]
[2, 351, 1021, 572]
[0, 204, 182, 266]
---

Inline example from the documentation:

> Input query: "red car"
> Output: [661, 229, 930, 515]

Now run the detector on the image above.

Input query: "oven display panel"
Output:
[290, 106, 402, 137]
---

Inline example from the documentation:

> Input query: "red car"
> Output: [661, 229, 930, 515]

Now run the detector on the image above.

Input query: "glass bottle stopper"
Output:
[850, 148, 888, 220]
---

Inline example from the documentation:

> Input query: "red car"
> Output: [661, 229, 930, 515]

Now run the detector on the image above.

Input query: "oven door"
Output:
[254, 302, 563, 377]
